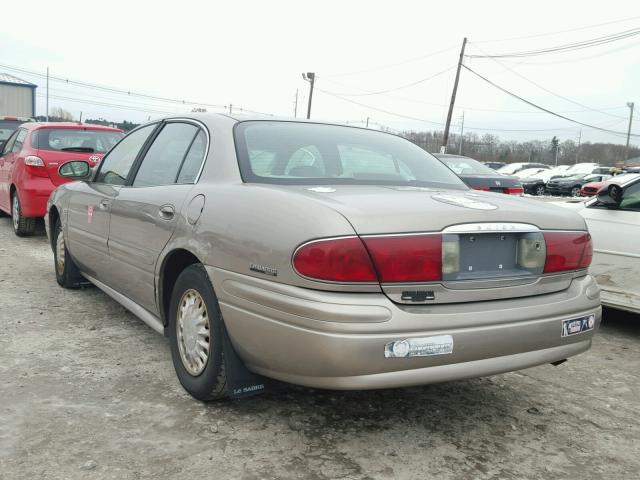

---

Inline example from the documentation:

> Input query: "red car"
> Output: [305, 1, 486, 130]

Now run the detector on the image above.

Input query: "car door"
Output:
[0, 129, 19, 212]
[65, 124, 159, 282]
[581, 179, 640, 312]
[107, 121, 208, 314]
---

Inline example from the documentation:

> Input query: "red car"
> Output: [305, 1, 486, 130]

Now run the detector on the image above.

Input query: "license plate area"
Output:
[442, 232, 545, 281]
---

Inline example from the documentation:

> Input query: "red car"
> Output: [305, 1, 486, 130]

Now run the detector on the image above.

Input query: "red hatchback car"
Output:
[0, 122, 123, 235]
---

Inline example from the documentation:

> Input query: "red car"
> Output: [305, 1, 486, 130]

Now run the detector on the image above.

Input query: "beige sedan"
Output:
[45, 114, 601, 401]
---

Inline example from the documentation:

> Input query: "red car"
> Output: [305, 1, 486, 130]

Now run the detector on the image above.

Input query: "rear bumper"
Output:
[208, 267, 601, 390]
[17, 177, 56, 217]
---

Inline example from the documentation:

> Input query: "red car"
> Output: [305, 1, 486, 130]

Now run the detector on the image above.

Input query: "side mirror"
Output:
[59, 160, 91, 179]
[596, 183, 623, 206]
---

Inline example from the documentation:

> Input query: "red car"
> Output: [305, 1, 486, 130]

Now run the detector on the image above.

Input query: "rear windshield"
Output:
[437, 155, 496, 175]
[0, 120, 22, 142]
[33, 128, 123, 153]
[234, 121, 466, 189]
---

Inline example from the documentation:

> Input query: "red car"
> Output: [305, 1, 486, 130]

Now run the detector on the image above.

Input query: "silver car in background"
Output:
[46, 114, 601, 401]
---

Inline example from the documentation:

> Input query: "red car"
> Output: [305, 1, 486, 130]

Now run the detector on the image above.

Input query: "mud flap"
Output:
[221, 322, 269, 399]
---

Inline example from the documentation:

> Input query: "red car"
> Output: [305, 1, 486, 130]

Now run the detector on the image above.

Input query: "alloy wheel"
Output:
[176, 289, 211, 376]
[55, 229, 66, 276]
[12, 195, 19, 231]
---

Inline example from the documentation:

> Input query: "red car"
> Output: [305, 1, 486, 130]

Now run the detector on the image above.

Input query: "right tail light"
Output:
[543, 232, 592, 273]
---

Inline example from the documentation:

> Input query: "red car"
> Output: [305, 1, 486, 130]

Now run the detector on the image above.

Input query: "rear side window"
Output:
[34, 128, 122, 153]
[176, 129, 207, 183]
[12, 129, 27, 153]
[133, 123, 199, 187]
[95, 124, 157, 185]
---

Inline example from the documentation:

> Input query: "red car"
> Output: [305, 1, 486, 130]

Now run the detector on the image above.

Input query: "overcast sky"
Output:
[1, 0, 638, 145]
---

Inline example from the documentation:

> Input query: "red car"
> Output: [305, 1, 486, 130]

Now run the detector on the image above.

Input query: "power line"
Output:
[467, 43, 629, 120]
[0, 63, 227, 109]
[466, 28, 640, 59]
[325, 44, 459, 78]
[473, 15, 640, 43]
[317, 66, 455, 96]
[462, 64, 640, 138]
[35, 93, 176, 115]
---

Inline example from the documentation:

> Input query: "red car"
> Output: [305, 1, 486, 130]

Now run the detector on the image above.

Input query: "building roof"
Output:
[0, 72, 37, 88]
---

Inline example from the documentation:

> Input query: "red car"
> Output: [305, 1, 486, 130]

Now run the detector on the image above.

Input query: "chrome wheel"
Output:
[571, 187, 581, 197]
[12, 195, 19, 231]
[55, 228, 66, 276]
[536, 185, 545, 196]
[176, 289, 210, 376]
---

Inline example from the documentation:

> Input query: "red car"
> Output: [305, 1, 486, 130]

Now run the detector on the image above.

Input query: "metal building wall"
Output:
[0, 84, 35, 117]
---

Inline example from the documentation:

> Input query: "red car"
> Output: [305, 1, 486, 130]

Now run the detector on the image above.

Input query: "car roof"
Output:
[26, 122, 123, 132]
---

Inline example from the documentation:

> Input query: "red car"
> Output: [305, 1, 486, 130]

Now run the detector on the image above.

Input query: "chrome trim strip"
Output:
[82, 273, 164, 334]
[442, 222, 540, 234]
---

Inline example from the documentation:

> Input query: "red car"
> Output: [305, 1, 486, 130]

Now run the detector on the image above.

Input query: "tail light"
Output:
[293, 237, 377, 282]
[473, 187, 491, 192]
[543, 232, 592, 273]
[505, 187, 524, 195]
[363, 235, 442, 282]
[24, 155, 49, 178]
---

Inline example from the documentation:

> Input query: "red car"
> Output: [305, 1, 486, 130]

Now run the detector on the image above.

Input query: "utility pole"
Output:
[458, 112, 465, 155]
[625, 102, 635, 161]
[366, 117, 369, 128]
[302, 72, 315, 119]
[46, 67, 49, 121]
[229, 103, 233, 114]
[576, 129, 582, 164]
[442, 37, 467, 153]
[294, 89, 299, 118]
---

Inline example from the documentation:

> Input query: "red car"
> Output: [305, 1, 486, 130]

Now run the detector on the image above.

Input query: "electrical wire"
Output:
[317, 66, 455, 96]
[466, 28, 640, 59]
[473, 15, 640, 43]
[461, 64, 639, 137]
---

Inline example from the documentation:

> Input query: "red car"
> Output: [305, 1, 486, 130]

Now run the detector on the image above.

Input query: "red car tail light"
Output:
[543, 232, 593, 273]
[293, 237, 378, 282]
[472, 187, 491, 192]
[24, 155, 49, 178]
[363, 234, 442, 283]
[504, 187, 524, 195]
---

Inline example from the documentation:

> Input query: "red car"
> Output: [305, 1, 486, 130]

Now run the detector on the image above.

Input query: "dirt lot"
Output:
[0, 217, 638, 480]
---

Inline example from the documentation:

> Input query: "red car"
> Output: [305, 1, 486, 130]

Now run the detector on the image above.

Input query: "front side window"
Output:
[34, 128, 122, 153]
[234, 121, 466, 189]
[133, 123, 199, 187]
[95, 124, 156, 185]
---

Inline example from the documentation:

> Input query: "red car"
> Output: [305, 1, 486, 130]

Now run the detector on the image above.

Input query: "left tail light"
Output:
[24, 155, 49, 178]
[505, 187, 524, 195]
[543, 232, 593, 273]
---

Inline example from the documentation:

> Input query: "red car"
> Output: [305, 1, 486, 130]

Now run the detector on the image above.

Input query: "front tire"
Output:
[570, 186, 581, 197]
[53, 219, 84, 288]
[169, 264, 228, 401]
[12, 191, 35, 236]
[535, 185, 546, 196]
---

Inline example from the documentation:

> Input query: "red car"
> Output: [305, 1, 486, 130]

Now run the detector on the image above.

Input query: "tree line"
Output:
[401, 130, 640, 166]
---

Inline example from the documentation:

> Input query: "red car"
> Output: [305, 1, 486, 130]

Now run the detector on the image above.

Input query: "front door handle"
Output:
[99, 199, 111, 210]
[159, 205, 175, 220]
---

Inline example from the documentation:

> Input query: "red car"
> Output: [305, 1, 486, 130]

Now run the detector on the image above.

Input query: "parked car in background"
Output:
[581, 173, 636, 196]
[546, 173, 612, 197]
[520, 166, 574, 196]
[514, 167, 547, 179]
[483, 161, 505, 170]
[0, 122, 123, 235]
[497, 162, 550, 175]
[558, 174, 640, 314]
[46, 114, 600, 401]
[0, 116, 33, 150]
[564, 163, 601, 176]
[435, 154, 523, 195]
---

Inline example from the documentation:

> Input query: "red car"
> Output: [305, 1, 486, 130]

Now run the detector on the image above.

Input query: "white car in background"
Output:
[559, 174, 640, 314]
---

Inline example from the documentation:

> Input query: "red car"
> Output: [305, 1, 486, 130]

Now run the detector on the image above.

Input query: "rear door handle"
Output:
[159, 205, 175, 220]
[99, 199, 111, 210]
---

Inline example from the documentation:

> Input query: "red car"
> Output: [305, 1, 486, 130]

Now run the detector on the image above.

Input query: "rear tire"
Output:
[168, 264, 228, 401]
[53, 219, 85, 288]
[12, 191, 35, 236]
[570, 186, 581, 197]
[535, 185, 546, 196]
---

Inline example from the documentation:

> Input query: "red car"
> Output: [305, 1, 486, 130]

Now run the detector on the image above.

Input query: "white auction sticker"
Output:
[385, 335, 454, 358]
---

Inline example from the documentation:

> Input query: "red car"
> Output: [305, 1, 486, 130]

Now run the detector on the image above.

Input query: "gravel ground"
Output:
[0, 216, 638, 480]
